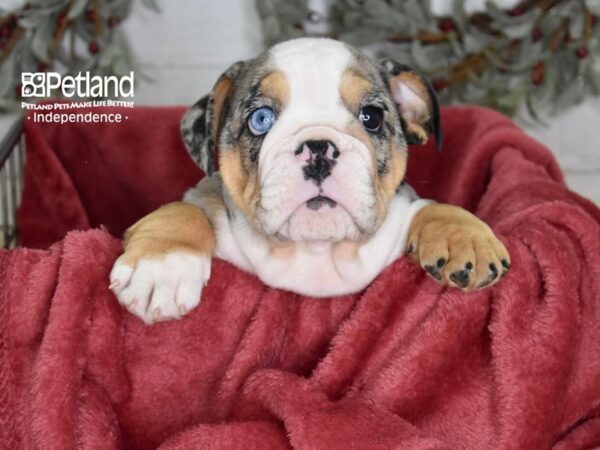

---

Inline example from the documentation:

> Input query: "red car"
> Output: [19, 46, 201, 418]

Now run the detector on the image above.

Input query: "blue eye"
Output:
[248, 107, 276, 136]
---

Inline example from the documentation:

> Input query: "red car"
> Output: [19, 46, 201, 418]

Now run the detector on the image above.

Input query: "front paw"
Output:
[109, 252, 211, 324]
[407, 204, 510, 291]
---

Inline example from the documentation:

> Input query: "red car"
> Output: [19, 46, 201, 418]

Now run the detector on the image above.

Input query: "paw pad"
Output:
[425, 265, 442, 280]
[477, 263, 499, 288]
[450, 267, 471, 288]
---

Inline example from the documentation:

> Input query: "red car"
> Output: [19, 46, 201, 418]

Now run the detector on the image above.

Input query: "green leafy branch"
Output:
[256, 0, 600, 118]
[0, 0, 158, 110]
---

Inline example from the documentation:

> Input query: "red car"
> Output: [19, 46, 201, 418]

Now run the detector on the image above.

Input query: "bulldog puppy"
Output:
[110, 38, 510, 324]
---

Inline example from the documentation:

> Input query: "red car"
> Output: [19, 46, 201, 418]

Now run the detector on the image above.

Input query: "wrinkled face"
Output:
[182, 38, 440, 243]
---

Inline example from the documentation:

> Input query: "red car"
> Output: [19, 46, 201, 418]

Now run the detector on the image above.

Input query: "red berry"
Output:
[532, 60, 545, 86]
[532, 70, 544, 85]
[107, 16, 119, 28]
[575, 46, 589, 59]
[85, 9, 96, 22]
[56, 13, 67, 27]
[509, 6, 525, 17]
[88, 41, 99, 54]
[510, 5, 525, 16]
[531, 27, 542, 42]
[532, 72, 544, 85]
[0, 27, 12, 38]
[432, 79, 448, 91]
[37, 63, 47, 72]
[438, 18, 456, 32]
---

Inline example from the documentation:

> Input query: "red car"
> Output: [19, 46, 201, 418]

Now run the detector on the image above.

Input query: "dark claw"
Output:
[436, 258, 446, 268]
[407, 242, 414, 254]
[478, 263, 499, 288]
[465, 261, 473, 271]
[424, 265, 442, 280]
[450, 269, 470, 288]
[501, 259, 511, 270]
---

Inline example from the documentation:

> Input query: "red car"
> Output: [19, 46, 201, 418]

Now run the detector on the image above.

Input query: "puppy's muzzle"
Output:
[296, 140, 340, 185]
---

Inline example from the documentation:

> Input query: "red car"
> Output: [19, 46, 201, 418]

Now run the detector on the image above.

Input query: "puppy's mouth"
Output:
[306, 195, 337, 211]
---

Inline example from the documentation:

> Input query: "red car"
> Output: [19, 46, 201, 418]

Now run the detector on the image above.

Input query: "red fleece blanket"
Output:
[3, 106, 600, 449]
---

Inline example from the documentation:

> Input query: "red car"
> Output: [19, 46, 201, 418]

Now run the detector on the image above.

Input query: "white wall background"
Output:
[124, 1, 263, 104]
[124, 0, 600, 203]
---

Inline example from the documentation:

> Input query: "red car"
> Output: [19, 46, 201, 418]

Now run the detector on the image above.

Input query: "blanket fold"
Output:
[3, 106, 600, 449]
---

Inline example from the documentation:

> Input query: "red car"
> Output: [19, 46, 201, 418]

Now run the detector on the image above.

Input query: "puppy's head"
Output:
[182, 38, 441, 243]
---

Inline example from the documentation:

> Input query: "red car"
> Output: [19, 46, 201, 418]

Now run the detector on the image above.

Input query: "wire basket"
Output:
[0, 118, 25, 249]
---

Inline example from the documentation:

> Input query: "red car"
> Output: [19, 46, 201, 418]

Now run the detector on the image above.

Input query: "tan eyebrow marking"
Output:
[339, 69, 373, 112]
[260, 70, 290, 106]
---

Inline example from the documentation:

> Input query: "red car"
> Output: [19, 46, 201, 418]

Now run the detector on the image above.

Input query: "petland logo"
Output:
[21, 71, 134, 98]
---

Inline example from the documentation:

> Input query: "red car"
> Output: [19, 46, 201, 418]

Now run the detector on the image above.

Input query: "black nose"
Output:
[298, 140, 340, 185]
[305, 141, 340, 159]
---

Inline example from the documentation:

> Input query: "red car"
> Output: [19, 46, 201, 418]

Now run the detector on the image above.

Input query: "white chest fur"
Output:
[185, 179, 430, 297]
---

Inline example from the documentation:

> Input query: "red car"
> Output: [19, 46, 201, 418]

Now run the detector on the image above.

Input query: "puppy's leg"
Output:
[407, 204, 510, 290]
[109, 202, 215, 324]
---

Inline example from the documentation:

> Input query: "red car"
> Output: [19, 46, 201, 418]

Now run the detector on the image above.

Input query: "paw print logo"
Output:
[21, 72, 46, 97]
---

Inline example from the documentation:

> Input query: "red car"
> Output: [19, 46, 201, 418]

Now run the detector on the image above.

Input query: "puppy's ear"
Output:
[181, 61, 245, 175]
[379, 59, 442, 151]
